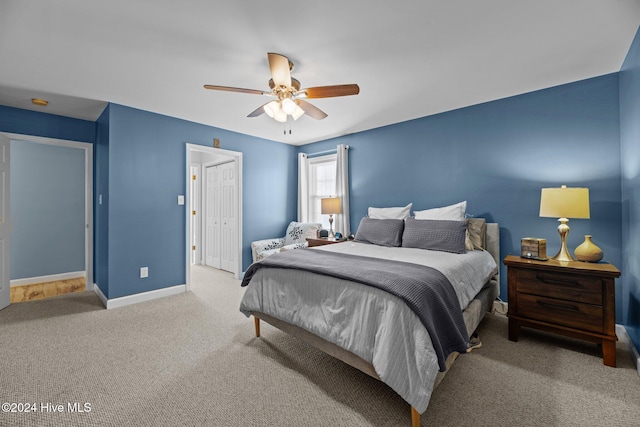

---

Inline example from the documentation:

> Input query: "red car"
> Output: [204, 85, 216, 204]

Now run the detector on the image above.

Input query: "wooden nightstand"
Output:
[503, 254, 621, 367]
[306, 237, 347, 247]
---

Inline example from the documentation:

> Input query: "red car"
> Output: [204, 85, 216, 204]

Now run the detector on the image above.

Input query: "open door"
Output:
[0, 134, 10, 310]
[205, 165, 221, 269]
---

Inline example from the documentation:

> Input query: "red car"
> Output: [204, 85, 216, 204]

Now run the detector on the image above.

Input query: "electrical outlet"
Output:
[140, 267, 149, 278]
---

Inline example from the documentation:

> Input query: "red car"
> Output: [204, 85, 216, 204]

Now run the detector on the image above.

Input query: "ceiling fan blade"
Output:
[204, 85, 266, 95]
[247, 103, 268, 117]
[302, 84, 360, 99]
[295, 99, 328, 120]
[267, 52, 292, 88]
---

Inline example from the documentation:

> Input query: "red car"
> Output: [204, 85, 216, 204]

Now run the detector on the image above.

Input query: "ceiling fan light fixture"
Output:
[204, 53, 359, 125]
[263, 100, 279, 118]
[281, 97, 296, 115]
[273, 106, 288, 122]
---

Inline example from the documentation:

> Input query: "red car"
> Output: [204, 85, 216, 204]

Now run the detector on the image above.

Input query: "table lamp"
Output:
[539, 185, 590, 261]
[321, 197, 341, 238]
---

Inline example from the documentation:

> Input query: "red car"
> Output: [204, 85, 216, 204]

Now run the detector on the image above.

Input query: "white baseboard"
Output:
[10, 271, 85, 287]
[94, 284, 186, 309]
[616, 324, 640, 377]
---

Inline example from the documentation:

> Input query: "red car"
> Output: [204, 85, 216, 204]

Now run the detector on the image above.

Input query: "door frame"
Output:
[1, 132, 94, 293]
[185, 143, 243, 288]
[189, 163, 201, 265]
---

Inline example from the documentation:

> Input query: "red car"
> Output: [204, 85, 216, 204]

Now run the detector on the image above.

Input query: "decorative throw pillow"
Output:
[283, 222, 322, 246]
[401, 218, 467, 254]
[467, 218, 486, 250]
[354, 217, 404, 247]
[413, 201, 467, 221]
[368, 203, 413, 220]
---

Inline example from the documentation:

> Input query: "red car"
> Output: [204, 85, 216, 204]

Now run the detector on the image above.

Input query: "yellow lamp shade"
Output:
[539, 186, 590, 219]
[321, 197, 341, 215]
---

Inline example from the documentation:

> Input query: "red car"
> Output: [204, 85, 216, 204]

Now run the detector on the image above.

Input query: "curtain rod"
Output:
[305, 145, 349, 159]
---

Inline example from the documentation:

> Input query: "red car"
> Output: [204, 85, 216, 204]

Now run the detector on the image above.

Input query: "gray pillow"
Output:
[402, 218, 467, 254]
[354, 217, 404, 247]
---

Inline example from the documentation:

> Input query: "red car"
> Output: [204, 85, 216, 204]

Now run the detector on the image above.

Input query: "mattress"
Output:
[239, 242, 498, 413]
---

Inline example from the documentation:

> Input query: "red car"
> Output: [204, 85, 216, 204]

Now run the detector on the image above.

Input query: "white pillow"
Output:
[414, 201, 467, 221]
[368, 203, 413, 220]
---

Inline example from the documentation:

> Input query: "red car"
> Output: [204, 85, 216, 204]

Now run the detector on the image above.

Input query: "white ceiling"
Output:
[1, 0, 639, 146]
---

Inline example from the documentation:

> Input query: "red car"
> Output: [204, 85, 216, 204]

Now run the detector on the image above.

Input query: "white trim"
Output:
[616, 324, 640, 377]
[185, 143, 243, 292]
[10, 271, 85, 287]
[2, 132, 94, 293]
[94, 284, 186, 310]
[94, 283, 108, 308]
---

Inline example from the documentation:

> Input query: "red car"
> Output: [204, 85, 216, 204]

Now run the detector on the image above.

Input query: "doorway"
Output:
[185, 144, 242, 289]
[0, 132, 93, 310]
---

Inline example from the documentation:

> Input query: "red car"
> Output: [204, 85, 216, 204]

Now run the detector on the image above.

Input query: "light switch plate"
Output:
[140, 267, 148, 278]
[178, 195, 185, 205]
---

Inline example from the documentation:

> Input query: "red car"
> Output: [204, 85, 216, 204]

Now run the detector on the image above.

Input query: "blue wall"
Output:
[620, 26, 640, 351]
[299, 74, 623, 321]
[10, 140, 85, 279]
[0, 105, 95, 143]
[1, 104, 297, 300]
[97, 104, 297, 298]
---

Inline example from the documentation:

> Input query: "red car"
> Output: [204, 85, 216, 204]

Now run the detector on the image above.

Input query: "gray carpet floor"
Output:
[1, 265, 639, 426]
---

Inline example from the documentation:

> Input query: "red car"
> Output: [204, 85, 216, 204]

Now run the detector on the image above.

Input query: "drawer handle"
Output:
[536, 274, 582, 288]
[536, 300, 580, 312]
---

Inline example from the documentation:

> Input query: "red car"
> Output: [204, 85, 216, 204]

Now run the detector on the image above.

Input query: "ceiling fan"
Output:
[204, 52, 359, 123]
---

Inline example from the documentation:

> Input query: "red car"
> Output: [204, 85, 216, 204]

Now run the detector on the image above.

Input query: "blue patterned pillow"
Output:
[354, 217, 404, 247]
[402, 218, 467, 254]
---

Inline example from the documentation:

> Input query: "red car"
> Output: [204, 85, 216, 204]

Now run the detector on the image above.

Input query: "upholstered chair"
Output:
[251, 221, 322, 262]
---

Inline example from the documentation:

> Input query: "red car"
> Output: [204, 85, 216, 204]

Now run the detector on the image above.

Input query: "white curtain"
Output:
[335, 144, 350, 236]
[297, 152, 309, 222]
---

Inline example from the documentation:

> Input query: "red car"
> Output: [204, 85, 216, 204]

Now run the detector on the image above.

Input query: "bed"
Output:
[239, 217, 500, 426]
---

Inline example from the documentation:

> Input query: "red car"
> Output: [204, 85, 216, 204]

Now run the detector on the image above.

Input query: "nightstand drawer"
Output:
[518, 293, 603, 333]
[516, 269, 602, 305]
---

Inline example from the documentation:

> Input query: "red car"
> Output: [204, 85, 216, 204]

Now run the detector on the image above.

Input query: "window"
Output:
[307, 154, 336, 229]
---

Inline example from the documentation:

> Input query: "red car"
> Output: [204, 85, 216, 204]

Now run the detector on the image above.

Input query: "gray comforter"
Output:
[241, 248, 469, 371]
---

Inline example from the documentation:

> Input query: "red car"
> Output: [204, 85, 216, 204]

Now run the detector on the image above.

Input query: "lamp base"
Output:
[328, 215, 335, 238]
[550, 218, 575, 262]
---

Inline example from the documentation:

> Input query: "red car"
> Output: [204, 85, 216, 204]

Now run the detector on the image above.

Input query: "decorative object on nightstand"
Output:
[321, 197, 341, 238]
[574, 235, 603, 262]
[539, 185, 590, 262]
[521, 238, 547, 260]
[504, 255, 620, 367]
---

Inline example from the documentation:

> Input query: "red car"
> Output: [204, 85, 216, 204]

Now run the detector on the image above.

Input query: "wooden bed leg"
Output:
[411, 406, 420, 427]
[254, 316, 260, 337]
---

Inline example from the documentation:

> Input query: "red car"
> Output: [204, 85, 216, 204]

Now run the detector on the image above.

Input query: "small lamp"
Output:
[321, 197, 341, 238]
[539, 185, 590, 262]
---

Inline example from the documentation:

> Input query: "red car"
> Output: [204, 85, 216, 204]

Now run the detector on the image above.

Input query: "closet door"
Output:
[220, 162, 237, 274]
[205, 165, 221, 269]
